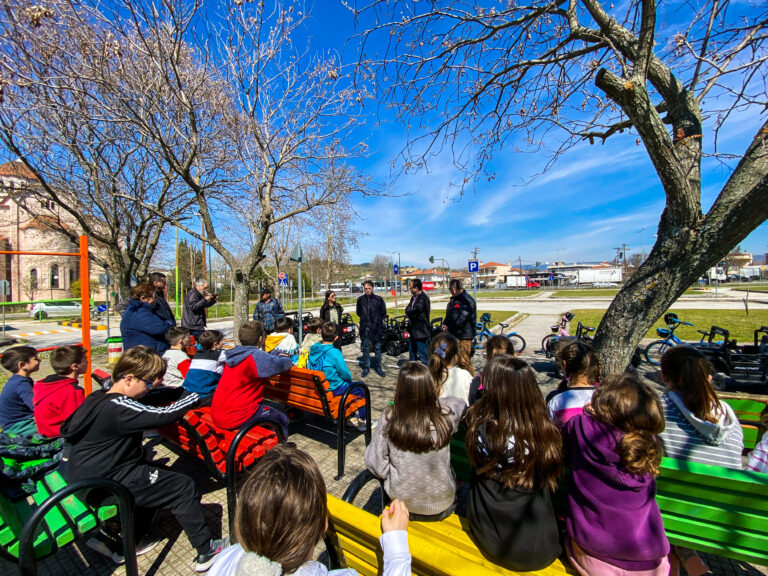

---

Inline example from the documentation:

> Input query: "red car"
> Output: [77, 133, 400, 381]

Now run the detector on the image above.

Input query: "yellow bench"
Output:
[325, 494, 572, 575]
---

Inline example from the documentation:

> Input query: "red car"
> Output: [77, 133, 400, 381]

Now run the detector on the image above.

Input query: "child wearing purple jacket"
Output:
[564, 374, 670, 576]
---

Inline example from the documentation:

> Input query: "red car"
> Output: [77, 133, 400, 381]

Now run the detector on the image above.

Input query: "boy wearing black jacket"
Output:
[60, 346, 227, 572]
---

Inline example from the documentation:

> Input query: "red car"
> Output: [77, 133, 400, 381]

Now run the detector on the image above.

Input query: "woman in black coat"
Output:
[319, 290, 344, 349]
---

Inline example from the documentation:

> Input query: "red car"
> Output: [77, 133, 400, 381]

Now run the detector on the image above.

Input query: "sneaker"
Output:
[86, 534, 162, 565]
[194, 537, 229, 572]
[361, 368, 370, 378]
[375, 368, 386, 377]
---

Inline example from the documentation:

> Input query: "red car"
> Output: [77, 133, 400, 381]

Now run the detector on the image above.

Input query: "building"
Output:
[0, 159, 105, 302]
[477, 261, 512, 287]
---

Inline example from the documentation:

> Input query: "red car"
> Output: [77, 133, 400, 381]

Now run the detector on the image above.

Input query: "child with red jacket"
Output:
[34, 345, 87, 437]
[211, 321, 291, 437]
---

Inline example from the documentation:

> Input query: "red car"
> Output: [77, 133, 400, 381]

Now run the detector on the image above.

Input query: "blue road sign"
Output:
[468, 261, 479, 273]
[278, 274, 289, 287]
[393, 264, 399, 275]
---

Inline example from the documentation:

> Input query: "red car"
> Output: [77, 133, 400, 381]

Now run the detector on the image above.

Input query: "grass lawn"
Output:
[553, 288, 716, 299]
[571, 309, 768, 342]
[730, 286, 768, 294]
[473, 290, 541, 298]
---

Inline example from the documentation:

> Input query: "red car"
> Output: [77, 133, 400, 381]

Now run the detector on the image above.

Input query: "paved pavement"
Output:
[2, 293, 767, 575]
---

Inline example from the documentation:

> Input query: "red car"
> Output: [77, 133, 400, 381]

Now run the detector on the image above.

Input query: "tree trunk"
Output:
[231, 272, 251, 345]
[594, 233, 718, 373]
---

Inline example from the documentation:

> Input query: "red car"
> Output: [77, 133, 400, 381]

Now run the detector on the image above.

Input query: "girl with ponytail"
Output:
[428, 333, 472, 402]
[564, 374, 670, 576]
[659, 345, 743, 576]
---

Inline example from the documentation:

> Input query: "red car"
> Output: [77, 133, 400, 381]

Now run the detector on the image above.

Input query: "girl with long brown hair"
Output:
[546, 341, 601, 427]
[365, 362, 466, 521]
[564, 374, 670, 576]
[429, 332, 472, 402]
[464, 354, 562, 571]
[659, 345, 743, 576]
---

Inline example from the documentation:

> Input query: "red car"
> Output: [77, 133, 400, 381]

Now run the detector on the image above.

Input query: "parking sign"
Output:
[468, 261, 479, 273]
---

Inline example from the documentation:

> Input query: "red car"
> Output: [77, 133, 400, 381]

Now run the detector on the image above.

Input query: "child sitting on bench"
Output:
[60, 346, 227, 572]
[308, 322, 367, 431]
[265, 316, 299, 358]
[365, 362, 465, 521]
[184, 330, 225, 405]
[209, 444, 412, 576]
[34, 345, 87, 437]
[211, 321, 291, 437]
[162, 327, 192, 388]
[0, 346, 41, 435]
[546, 341, 601, 428]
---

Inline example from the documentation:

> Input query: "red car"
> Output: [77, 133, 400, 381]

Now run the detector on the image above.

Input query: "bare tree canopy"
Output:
[355, 0, 768, 371]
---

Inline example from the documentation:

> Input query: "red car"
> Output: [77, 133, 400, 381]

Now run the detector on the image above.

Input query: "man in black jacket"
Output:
[356, 280, 387, 377]
[405, 279, 431, 365]
[181, 279, 217, 337]
[443, 279, 477, 376]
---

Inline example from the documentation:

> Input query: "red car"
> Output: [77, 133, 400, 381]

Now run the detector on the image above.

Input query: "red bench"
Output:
[264, 367, 371, 479]
[156, 406, 282, 481]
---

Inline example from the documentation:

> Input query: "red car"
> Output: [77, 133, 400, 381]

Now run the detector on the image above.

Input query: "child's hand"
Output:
[382, 499, 409, 532]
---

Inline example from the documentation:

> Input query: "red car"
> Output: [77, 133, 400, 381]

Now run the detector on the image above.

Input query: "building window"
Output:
[30, 269, 38, 290]
[50, 264, 59, 289]
[69, 268, 75, 286]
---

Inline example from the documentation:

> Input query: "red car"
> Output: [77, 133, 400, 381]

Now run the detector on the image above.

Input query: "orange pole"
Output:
[79, 236, 92, 395]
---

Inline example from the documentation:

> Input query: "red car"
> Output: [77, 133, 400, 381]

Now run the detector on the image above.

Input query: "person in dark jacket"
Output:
[60, 346, 227, 571]
[356, 280, 388, 378]
[443, 279, 477, 376]
[182, 279, 217, 337]
[148, 272, 176, 325]
[120, 283, 175, 355]
[319, 290, 344, 350]
[405, 279, 431, 365]
[253, 286, 284, 334]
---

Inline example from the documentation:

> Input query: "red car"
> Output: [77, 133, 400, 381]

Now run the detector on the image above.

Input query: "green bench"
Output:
[0, 469, 137, 576]
[450, 434, 768, 567]
[720, 396, 767, 450]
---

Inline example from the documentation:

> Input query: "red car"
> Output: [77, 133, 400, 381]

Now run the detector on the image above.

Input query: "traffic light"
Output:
[429, 256, 434, 263]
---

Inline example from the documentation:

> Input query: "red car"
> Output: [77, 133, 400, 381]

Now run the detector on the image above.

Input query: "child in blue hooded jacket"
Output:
[308, 322, 367, 430]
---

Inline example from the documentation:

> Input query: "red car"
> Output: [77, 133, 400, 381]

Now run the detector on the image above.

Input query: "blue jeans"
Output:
[409, 337, 429, 365]
[332, 382, 367, 421]
[360, 327, 382, 371]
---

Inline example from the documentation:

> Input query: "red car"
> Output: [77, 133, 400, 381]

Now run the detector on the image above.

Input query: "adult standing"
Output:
[149, 272, 175, 325]
[356, 280, 387, 378]
[405, 279, 431, 365]
[320, 290, 344, 350]
[443, 279, 477, 376]
[182, 278, 217, 338]
[120, 283, 176, 354]
[253, 287, 284, 335]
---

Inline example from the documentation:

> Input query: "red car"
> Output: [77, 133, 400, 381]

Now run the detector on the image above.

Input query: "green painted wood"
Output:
[42, 471, 98, 535]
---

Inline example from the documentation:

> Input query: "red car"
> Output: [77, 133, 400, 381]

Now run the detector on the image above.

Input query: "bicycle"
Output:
[541, 311, 574, 357]
[474, 312, 526, 354]
[644, 313, 694, 365]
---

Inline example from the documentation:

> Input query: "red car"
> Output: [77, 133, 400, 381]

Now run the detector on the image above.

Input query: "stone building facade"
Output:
[0, 159, 103, 303]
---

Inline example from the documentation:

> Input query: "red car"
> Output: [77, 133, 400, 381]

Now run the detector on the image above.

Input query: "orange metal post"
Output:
[79, 236, 92, 394]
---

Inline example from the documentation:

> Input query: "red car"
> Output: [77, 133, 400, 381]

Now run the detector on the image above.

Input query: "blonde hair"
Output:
[112, 346, 166, 383]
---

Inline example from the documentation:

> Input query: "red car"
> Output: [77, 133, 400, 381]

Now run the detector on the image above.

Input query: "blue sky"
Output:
[307, 2, 768, 270]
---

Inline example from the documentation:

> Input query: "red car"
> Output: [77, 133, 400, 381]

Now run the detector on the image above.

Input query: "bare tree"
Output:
[370, 254, 390, 282]
[0, 1, 194, 298]
[91, 0, 371, 339]
[356, 0, 768, 371]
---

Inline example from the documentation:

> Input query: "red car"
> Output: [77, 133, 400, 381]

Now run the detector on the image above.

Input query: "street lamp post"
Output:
[290, 243, 304, 343]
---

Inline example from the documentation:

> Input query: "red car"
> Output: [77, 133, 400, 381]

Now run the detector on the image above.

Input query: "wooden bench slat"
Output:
[42, 471, 99, 536]
[29, 479, 74, 550]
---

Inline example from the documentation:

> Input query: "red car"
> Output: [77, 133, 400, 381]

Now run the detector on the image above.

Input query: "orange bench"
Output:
[264, 367, 371, 479]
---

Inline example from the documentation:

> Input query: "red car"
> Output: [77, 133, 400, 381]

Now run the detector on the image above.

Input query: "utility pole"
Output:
[472, 247, 479, 300]
[613, 245, 630, 280]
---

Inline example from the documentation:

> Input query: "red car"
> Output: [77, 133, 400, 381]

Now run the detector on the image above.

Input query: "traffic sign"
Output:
[393, 264, 399, 275]
[468, 261, 479, 273]
[278, 276, 289, 287]
[278, 272, 287, 280]
[0, 280, 9, 296]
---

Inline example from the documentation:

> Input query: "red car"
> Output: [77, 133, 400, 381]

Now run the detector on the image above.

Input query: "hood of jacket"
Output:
[34, 375, 80, 405]
[125, 298, 157, 314]
[223, 345, 291, 378]
[567, 412, 653, 491]
[308, 342, 334, 367]
[666, 391, 738, 445]
[59, 389, 111, 443]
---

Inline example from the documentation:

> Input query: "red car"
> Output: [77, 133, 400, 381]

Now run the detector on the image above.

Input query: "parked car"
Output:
[727, 274, 751, 282]
[527, 280, 540, 288]
[593, 282, 618, 288]
[28, 301, 82, 320]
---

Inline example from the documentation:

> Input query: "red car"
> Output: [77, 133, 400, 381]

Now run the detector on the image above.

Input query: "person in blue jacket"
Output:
[120, 283, 175, 355]
[308, 322, 368, 430]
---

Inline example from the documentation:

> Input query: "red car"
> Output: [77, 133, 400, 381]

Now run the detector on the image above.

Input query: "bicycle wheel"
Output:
[507, 333, 526, 354]
[475, 332, 488, 350]
[541, 334, 555, 357]
[644, 340, 671, 366]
